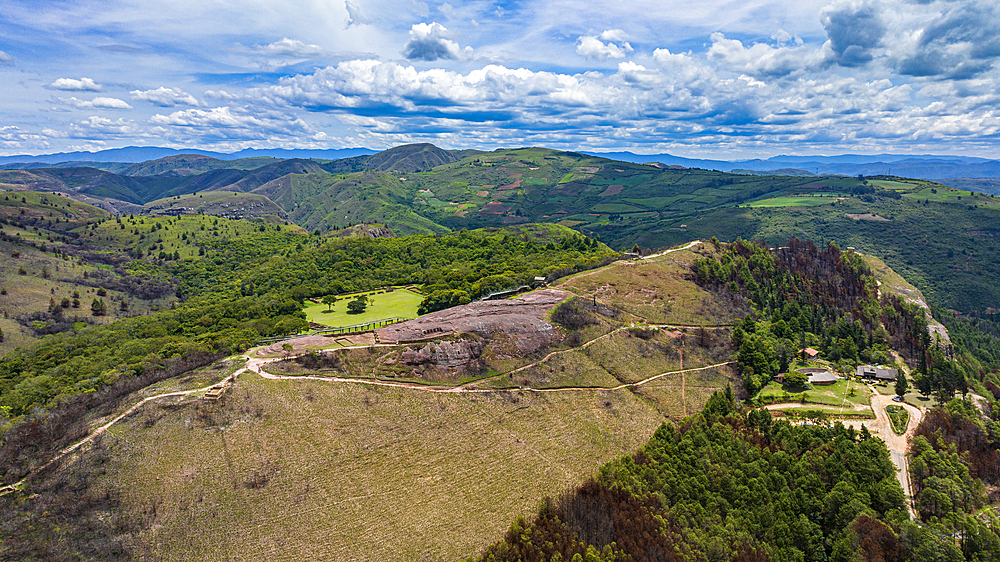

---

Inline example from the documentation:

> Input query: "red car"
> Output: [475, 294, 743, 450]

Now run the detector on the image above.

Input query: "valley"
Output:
[0, 145, 999, 561]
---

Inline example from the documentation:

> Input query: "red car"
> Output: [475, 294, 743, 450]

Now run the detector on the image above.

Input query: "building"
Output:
[800, 347, 820, 359]
[808, 371, 838, 385]
[857, 365, 899, 382]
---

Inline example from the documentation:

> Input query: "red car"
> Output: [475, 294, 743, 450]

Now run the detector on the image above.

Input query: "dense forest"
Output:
[691, 239, 928, 395]
[470, 391, 1000, 562]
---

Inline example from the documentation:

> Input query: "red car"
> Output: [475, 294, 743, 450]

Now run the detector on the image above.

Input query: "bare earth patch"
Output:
[378, 289, 569, 354]
[846, 213, 890, 222]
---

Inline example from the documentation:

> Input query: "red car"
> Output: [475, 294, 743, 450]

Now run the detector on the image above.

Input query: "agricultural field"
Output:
[303, 287, 425, 328]
[745, 194, 846, 207]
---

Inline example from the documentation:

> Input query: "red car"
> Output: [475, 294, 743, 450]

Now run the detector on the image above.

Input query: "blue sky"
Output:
[1, 0, 998, 158]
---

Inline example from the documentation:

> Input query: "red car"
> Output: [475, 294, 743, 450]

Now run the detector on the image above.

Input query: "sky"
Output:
[1, 0, 998, 158]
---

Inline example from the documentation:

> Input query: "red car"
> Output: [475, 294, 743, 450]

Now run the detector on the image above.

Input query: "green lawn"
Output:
[304, 287, 425, 328]
[758, 377, 871, 409]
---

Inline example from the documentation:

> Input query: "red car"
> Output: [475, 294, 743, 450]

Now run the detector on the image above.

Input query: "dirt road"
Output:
[763, 385, 923, 519]
[0, 372, 241, 497]
[868, 387, 922, 519]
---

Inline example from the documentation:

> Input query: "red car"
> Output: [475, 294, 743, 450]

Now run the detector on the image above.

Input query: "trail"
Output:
[0, 346, 732, 497]
[558, 240, 702, 287]
[640, 239, 702, 260]
[0, 369, 243, 497]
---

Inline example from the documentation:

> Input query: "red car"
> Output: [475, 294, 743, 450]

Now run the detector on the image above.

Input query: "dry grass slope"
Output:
[553, 246, 748, 326]
[107, 375, 666, 561]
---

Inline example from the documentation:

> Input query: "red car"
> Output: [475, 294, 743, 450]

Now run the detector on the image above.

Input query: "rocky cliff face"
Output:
[400, 340, 484, 368]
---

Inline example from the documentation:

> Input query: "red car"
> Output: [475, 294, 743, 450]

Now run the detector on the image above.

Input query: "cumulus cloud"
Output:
[0, 51, 13, 66]
[150, 106, 315, 138]
[57, 96, 133, 110]
[897, 2, 1000, 79]
[576, 30, 633, 61]
[402, 22, 471, 61]
[49, 77, 102, 91]
[71, 116, 139, 136]
[131, 87, 200, 107]
[345, 0, 372, 27]
[708, 33, 821, 77]
[249, 38, 329, 59]
[821, 1, 885, 67]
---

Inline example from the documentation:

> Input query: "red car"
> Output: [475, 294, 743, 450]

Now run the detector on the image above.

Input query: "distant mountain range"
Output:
[584, 151, 1000, 180]
[2, 145, 1000, 181]
[0, 146, 377, 166]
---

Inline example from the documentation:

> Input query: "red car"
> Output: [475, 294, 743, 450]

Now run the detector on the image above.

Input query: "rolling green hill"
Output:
[3, 144, 1000, 317]
[143, 191, 287, 220]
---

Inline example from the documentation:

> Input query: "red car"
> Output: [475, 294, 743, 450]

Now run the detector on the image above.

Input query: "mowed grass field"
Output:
[746, 194, 846, 208]
[104, 374, 668, 561]
[553, 245, 748, 326]
[303, 287, 425, 327]
[758, 377, 872, 411]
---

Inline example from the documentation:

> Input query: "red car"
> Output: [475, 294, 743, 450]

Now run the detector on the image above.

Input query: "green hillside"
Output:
[143, 191, 286, 220]
[4, 145, 1000, 318]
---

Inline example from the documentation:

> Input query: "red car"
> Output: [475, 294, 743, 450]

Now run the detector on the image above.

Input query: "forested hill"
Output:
[0, 221, 613, 483]
[470, 392, 999, 562]
[5, 143, 1000, 321]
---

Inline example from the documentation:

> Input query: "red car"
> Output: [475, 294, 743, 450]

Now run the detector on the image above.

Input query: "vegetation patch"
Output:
[304, 287, 425, 328]
[885, 404, 908, 434]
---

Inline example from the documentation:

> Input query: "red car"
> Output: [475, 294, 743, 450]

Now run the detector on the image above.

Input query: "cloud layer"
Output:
[0, 0, 998, 157]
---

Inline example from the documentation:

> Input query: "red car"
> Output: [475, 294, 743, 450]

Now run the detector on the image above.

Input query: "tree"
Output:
[91, 298, 107, 316]
[895, 372, 909, 399]
[346, 295, 368, 314]
[322, 295, 337, 311]
[0, 325, 4, 343]
[281, 342, 293, 358]
[784, 370, 808, 388]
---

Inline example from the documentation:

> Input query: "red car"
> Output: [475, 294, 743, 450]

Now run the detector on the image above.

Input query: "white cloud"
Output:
[71, 116, 139, 136]
[344, 0, 372, 27]
[0, 51, 12, 66]
[402, 22, 471, 61]
[49, 77, 102, 91]
[131, 87, 200, 107]
[149, 106, 315, 138]
[57, 96, 133, 110]
[204, 90, 241, 101]
[600, 29, 629, 43]
[248, 38, 328, 59]
[576, 32, 633, 61]
[708, 32, 822, 77]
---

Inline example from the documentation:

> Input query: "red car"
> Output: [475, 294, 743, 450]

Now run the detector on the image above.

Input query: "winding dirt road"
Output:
[868, 387, 923, 518]
[0, 343, 732, 496]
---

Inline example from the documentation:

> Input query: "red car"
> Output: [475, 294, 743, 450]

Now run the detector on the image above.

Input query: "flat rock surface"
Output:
[377, 289, 570, 351]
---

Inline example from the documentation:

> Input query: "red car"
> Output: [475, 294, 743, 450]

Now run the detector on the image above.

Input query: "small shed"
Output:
[800, 347, 820, 358]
